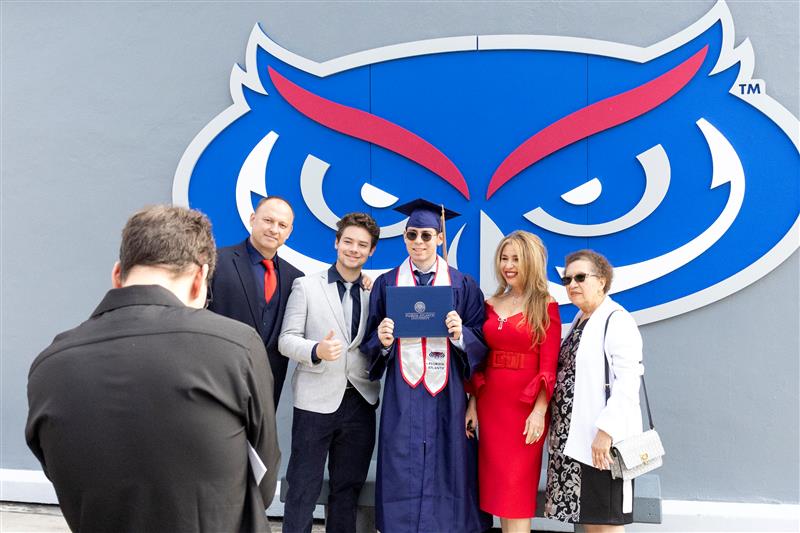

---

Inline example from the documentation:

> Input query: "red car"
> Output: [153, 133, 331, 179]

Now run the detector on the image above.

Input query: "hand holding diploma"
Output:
[378, 318, 395, 347]
[445, 310, 462, 340]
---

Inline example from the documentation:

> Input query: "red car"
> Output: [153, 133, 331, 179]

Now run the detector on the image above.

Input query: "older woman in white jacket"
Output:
[544, 250, 643, 532]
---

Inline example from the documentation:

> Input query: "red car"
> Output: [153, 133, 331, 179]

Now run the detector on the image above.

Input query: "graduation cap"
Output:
[394, 198, 461, 261]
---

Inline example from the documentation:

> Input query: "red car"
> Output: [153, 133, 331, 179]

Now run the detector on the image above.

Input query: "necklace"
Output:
[497, 291, 523, 330]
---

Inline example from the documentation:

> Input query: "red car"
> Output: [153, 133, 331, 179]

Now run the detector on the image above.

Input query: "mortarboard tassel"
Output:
[440, 204, 448, 262]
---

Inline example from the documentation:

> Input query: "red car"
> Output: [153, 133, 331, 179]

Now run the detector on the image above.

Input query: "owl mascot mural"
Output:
[175, 2, 798, 329]
[174, 1, 798, 528]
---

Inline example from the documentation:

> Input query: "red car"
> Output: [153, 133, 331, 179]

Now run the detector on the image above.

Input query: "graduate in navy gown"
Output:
[361, 199, 491, 533]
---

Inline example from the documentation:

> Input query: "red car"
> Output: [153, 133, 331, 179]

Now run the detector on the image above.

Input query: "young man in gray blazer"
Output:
[278, 212, 381, 533]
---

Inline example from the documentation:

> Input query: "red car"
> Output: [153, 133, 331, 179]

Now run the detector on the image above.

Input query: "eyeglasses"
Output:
[404, 230, 437, 242]
[204, 284, 214, 309]
[560, 273, 599, 286]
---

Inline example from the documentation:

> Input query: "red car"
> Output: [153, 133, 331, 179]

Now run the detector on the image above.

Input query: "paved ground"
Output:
[0, 503, 326, 533]
[6, 501, 798, 532]
[1, 503, 69, 533]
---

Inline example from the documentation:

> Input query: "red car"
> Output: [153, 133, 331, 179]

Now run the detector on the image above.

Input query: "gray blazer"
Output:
[279, 270, 380, 413]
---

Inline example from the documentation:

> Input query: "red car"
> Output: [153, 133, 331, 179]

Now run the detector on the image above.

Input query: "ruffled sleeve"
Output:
[518, 302, 562, 404]
[464, 369, 486, 397]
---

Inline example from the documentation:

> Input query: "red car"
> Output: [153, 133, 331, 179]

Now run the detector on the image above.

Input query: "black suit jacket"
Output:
[26, 285, 280, 533]
[209, 239, 304, 406]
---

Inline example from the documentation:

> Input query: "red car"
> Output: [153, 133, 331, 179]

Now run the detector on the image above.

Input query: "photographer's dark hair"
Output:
[119, 205, 216, 281]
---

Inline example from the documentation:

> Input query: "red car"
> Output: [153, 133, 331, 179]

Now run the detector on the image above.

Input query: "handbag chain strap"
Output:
[602, 311, 655, 430]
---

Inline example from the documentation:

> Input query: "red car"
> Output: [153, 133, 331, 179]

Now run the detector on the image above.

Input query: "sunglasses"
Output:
[560, 273, 599, 286]
[404, 230, 437, 242]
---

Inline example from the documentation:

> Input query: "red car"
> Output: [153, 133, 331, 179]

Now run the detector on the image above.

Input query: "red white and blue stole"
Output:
[395, 256, 450, 396]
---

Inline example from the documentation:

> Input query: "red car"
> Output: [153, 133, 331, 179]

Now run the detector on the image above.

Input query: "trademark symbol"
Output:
[738, 80, 764, 95]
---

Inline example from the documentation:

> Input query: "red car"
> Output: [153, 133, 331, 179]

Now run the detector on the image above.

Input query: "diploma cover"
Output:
[387, 285, 453, 338]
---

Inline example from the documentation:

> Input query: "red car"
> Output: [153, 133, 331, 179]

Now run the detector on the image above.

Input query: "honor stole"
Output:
[395, 256, 451, 396]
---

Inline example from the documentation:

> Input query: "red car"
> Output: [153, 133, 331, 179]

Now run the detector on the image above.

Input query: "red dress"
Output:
[470, 301, 561, 518]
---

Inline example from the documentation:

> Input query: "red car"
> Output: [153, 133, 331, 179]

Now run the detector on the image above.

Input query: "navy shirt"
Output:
[245, 239, 281, 338]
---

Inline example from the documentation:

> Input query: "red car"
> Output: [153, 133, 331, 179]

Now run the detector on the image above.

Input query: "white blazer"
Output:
[561, 296, 644, 467]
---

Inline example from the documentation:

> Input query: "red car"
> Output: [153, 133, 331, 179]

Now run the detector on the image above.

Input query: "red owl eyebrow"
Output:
[486, 46, 708, 199]
[268, 66, 470, 199]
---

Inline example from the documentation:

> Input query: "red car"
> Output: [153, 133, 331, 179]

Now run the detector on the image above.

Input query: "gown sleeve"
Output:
[519, 302, 562, 405]
[359, 273, 393, 381]
[451, 273, 488, 381]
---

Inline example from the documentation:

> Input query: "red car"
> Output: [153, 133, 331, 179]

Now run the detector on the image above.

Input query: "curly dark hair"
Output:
[565, 249, 614, 294]
[336, 212, 380, 248]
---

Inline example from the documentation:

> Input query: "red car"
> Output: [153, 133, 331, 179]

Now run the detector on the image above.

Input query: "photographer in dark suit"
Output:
[26, 205, 280, 533]
[209, 196, 304, 407]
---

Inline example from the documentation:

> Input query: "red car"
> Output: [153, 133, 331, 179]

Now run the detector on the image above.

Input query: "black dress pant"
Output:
[283, 388, 376, 533]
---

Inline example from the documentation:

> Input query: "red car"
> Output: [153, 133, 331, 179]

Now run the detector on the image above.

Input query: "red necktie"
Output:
[262, 259, 276, 303]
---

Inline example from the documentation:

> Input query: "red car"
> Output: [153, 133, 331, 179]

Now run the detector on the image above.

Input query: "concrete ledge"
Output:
[0, 469, 58, 505]
[628, 500, 800, 532]
[281, 473, 663, 529]
[4, 469, 797, 531]
[632, 474, 662, 523]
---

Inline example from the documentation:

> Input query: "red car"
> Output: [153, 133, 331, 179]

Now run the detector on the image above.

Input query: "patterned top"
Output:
[550, 319, 586, 453]
[544, 319, 587, 522]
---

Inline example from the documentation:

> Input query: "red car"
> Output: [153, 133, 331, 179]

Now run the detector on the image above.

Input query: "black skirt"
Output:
[545, 451, 633, 525]
[577, 461, 634, 525]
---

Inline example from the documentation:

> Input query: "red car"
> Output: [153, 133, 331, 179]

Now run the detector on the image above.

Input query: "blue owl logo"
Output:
[174, 1, 799, 324]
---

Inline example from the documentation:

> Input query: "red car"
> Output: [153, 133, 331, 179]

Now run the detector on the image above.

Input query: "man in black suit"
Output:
[209, 196, 304, 407]
[26, 205, 280, 533]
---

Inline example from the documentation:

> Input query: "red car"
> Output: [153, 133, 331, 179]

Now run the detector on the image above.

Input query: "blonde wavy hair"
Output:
[492, 231, 551, 344]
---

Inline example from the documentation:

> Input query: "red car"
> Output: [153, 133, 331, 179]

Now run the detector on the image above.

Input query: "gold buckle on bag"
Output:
[640, 452, 649, 464]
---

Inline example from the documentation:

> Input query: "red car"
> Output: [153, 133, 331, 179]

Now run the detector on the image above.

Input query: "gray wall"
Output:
[2, 0, 797, 504]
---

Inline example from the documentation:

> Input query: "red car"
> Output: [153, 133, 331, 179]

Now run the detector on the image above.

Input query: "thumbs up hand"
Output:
[317, 330, 343, 361]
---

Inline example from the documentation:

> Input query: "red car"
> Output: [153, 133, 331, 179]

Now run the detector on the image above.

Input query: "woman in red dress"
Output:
[465, 231, 561, 532]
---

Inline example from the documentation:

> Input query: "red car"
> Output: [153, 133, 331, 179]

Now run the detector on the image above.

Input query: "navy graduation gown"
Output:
[361, 266, 491, 533]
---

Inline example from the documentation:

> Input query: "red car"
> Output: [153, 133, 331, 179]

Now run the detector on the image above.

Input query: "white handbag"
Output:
[609, 428, 664, 481]
[603, 312, 665, 481]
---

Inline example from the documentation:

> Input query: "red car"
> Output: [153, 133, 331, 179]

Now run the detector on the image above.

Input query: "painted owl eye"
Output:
[299, 154, 407, 237]
[523, 144, 671, 236]
[361, 183, 398, 208]
[546, 119, 746, 300]
[559, 177, 602, 205]
[233, 135, 409, 236]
